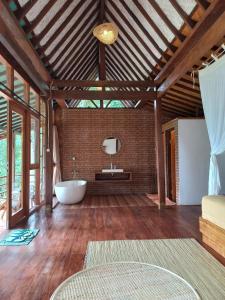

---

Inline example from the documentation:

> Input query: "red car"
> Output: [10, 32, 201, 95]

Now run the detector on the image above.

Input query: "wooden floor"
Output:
[0, 194, 224, 300]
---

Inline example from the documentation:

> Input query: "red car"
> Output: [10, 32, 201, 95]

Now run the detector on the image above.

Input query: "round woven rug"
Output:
[51, 262, 201, 300]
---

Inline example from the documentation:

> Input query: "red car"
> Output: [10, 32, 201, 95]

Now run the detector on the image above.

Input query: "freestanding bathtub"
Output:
[55, 180, 87, 204]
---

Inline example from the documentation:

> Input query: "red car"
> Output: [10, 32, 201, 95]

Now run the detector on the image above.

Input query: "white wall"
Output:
[216, 152, 225, 194]
[178, 119, 210, 205]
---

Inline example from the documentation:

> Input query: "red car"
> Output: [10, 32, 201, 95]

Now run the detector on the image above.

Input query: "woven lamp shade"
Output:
[93, 23, 118, 45]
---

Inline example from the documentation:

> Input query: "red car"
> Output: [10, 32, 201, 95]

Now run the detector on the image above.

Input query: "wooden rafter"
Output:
[61, 42, 98, 80]
[55, 37, 96, 78]
[98, 0, 106, 81]
[133, 0, 177, 53]
[114, 0, 164, 68]
[111, 39, 148, 79]
[157, 0, 225, 96]
[14, 0, 38, 21]
[0, 1, 50, 92]
[43, 1, 98, 67]
[196, 0, 210, 10]
[120, 0, 170, 64]
[31, 0, 74, 46]
[148, 0, 186, 42]
[39, 0, 85, 55]
[53, 20, 97, 76]
[24, 0, 56, 35]
[169, 0, 197, 30]
[107, 45, 143, 80]
[107, 2, 159, 75]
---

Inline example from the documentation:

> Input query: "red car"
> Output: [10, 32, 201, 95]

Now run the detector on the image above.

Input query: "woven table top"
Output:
[51, 262, 200, 300]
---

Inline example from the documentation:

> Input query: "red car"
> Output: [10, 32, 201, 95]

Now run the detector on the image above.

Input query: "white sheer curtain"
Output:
[53, 125, 61, 193]
[199, 55, 225, 195]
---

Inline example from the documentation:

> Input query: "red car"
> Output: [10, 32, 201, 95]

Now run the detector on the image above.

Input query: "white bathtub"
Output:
[55, 180, 87, 204]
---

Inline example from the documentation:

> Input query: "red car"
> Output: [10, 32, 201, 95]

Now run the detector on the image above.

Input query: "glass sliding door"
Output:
[40, 115, 46, 203]
[0, 97, 8, 228]
[8, 104, 26, 227]
[29, 114, 40, 210]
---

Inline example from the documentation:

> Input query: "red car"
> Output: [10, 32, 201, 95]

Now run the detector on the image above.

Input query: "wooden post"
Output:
[45, 100, 53, 211]
[154, 98, 166, 209]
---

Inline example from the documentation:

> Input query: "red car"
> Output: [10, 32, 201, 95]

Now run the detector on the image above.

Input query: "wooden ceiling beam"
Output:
[119, 0, 166, 67]
[196, 0, 210, 10]
[53, 20, 97, 76]
[174, 83, 201, 97]
[0, 1, 50, 92]
[54, 98, 68, 109]
[120, 0, 170, 64]
[52, 80, 154, 88]
[163, 94, 202, 109]
[107, 45, 143, 80]
[177, 79, 200, 91]
[169, 0, 197, 30]
[180, 76, 199, 87]
[133, 0, 177, 54]
[55, 36, 96, 78]
[111, 38, 148, 80]
[105, 21, 150, 75]
[106, 51, 134, 82]
[107, 3, 159, 75]
[61, 42, 98, 79]
[157, 0, 225, 96]
[166, 92, 201, 106]
[24, 0, 56, 35]
[162, 97, 196, 112]
[51, 90, 156, 101]
[161, 100, 194, 114]
[14, 0, 38, 21]
[148, 0, 186, 42]
[98, 0, 106, 84]
[43, 2, 97, 67]
[71, 56, 98, 82]
[39, 0, 84, 55]
[31, 0, 74, 46]
[168, 89, 201, 102]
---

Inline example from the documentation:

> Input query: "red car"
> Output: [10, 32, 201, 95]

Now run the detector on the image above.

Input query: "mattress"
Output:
[202, 195, 225, 230]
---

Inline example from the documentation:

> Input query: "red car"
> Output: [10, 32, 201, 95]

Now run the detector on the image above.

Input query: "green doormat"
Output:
[0, 229, 39, 246]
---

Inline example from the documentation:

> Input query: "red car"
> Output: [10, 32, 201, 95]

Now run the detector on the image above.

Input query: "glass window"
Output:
[30, 116, 39, 165]
[11, 111, 23, 215]
[0, 97, 8, 226]
[108, 100, 125, 108]
[29, 88, 39, 111]
[40, 116, 46, 202]
[14, 72, 25, 101]
[0, 59, 7, 90]
[40, 99, 46, 117]
[29, 169, 40, 209]
[77, 100, 100, 108]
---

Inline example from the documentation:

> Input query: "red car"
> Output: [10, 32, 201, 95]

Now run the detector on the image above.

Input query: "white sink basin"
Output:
[102, 169, 124, 173]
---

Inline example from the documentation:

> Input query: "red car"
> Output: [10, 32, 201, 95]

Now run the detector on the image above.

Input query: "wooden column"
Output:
[154, 98, 166, 208]
[45, 99, 53, 211]
[99, 0, 106, 108]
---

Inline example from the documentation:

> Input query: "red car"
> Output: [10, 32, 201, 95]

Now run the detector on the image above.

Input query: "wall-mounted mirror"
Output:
[102, 137, 121, 155]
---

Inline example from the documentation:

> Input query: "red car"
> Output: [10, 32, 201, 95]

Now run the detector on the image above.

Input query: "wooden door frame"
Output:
[164, 127, 176, 202]
[7, 101, 28, 228]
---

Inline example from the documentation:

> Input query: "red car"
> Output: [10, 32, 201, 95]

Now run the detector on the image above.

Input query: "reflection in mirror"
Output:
[102, 137, 121, 155]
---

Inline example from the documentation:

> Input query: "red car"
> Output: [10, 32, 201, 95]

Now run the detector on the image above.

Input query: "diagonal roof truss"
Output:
[1, 0, 224, 117]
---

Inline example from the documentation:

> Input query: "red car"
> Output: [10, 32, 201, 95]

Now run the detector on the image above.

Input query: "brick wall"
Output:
[56, 109, 160, 195]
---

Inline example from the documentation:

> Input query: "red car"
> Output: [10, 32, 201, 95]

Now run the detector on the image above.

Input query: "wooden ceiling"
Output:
[2, 0, 225, 116]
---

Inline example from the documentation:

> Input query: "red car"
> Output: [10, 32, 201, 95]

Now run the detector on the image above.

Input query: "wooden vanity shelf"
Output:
[95, 172, 132, 182]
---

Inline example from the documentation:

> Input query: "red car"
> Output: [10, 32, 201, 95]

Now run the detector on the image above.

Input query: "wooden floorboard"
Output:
[0, 194, 224, 300]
